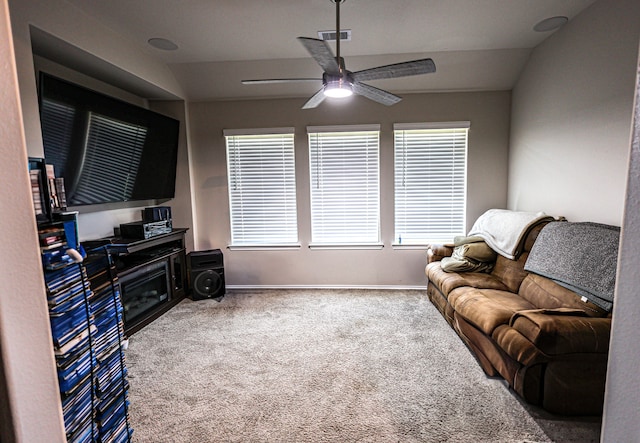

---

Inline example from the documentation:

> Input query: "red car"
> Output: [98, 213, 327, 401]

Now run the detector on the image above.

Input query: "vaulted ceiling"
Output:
[55, 0, 597, 101]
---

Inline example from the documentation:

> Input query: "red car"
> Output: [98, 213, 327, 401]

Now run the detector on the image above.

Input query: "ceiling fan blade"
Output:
[352, 58, 436, 82]
[297, 37, 340, 75]
[352, 82, 402, 106]
[242, 78, 321, 85]
[302, 88, 327, 109]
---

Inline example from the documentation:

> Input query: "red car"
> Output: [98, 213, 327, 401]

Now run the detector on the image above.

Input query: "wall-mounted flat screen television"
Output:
[38, 72, 180, 206]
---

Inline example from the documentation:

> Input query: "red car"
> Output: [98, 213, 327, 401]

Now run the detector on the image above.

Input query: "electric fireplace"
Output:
[99, 229, 187, 334]
[119, 259, 170, 326]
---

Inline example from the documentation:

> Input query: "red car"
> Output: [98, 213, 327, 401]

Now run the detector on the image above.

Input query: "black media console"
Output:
[88, 228, 188, 335]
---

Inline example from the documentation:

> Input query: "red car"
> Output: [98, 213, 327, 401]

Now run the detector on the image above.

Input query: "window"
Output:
[308, 125, 380, 246]
[224, 128, 298, 247]
[394, 122, 469, 245]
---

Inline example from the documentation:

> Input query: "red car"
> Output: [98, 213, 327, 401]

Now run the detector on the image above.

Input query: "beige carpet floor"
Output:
[125, 289, 601, 442]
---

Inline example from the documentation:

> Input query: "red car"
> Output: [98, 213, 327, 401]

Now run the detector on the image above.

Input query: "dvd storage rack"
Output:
[40, 218, 133, 443]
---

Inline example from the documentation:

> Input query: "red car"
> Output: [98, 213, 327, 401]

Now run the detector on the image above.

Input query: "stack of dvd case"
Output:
[40, 220, 133, 443]
[85, 249, 133, 443]
[44, 251, 98, 442]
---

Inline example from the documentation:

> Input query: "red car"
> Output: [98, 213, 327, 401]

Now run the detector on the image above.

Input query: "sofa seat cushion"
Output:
[450, 288, 536, 335]
[425, 262, 509, 296]
[518, 274, 608, 317]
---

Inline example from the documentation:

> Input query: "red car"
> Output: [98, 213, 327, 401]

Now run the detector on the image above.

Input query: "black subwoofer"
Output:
[188, 249, 225, 300]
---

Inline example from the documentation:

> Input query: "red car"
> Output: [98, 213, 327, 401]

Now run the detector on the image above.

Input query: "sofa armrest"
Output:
[510, 309, 611, 355]
[426, 244, 454, 263]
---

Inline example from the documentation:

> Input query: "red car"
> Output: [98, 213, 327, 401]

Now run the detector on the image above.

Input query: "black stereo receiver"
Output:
[120, 220, 173, 240]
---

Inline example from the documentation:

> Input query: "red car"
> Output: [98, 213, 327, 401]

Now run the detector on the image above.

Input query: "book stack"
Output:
[41, 220, 133, 443]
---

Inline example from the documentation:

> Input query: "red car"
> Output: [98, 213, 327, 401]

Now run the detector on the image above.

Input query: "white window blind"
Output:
[225, 129, 298, 246]
[308, 125, 380, 245]
[394, 122, 469, 245]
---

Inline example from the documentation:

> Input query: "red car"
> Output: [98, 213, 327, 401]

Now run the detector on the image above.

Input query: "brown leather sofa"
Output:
[425, 222, 611, 415]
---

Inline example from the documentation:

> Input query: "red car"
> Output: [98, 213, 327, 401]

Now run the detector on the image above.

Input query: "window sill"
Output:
[309, 244, 384, 250]
[227, 244, 301, 251]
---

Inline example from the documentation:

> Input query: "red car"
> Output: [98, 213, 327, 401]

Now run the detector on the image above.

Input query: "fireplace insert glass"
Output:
[119, 259, 170, 325]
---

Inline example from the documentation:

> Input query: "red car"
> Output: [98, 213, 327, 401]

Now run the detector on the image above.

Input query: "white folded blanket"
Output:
[467, 209, 555, 259]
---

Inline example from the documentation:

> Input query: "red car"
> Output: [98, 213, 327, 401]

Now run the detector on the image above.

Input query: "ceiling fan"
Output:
[241, 0, 436, 109]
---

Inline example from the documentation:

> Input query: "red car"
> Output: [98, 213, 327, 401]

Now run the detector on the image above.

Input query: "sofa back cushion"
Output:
[491, 253, 529, 293]
[522, 222, 547, 252]
[518, 273, 609, 318]
[490, 223, 548, 293]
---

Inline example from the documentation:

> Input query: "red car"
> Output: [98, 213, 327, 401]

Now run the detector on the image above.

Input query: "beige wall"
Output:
[602, 53, 640, 441]
[0, 0, 65, 440]
[508, 0, 640, 226]
[149, 100, 196, 252]
[189, 91, 510, 287]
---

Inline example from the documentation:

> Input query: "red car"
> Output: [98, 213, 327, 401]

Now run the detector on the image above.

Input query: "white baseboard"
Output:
[226, 284, 427, 291]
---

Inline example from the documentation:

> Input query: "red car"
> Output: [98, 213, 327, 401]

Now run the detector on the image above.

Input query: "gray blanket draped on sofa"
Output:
[524, 221, 620, 312]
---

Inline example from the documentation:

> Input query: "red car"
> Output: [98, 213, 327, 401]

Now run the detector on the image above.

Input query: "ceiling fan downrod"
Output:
[333, 0, 345, 74]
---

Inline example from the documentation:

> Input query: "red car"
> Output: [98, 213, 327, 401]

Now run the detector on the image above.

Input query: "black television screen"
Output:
[38, 73, 180, 206]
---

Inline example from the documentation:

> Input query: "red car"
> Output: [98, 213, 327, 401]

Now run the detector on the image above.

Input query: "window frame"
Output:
[393, 122, 470, 247]
[224, 127, 300, 249]
[307, 124, 382, 248]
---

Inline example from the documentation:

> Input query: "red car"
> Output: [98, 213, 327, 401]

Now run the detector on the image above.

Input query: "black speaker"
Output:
[188, 249, 225, 300]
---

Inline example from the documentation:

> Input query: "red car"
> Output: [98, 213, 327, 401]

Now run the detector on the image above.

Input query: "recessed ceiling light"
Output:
[533, 16, 569, 32]
[148, 38, 178, 51]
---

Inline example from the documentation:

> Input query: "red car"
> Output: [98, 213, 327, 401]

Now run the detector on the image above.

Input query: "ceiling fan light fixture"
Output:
[324, 79, 353, 98]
